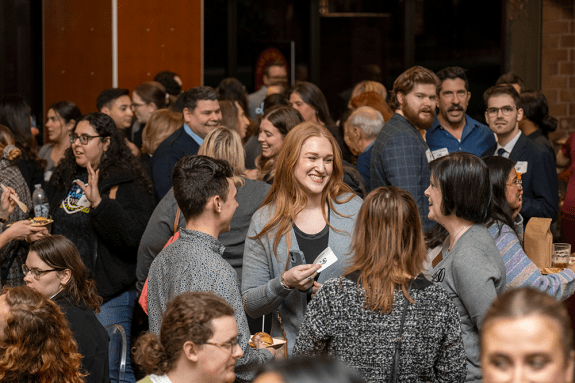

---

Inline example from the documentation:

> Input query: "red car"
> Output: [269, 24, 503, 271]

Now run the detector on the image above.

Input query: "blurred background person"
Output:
[347, 80, 388, 109]
[217, 77, 250, 120]
[47, 112, 155, 383]
[0, 94, 45, 195]
[245, 105, 303, 183]
[134, 291, 244, 383]
[25, 235, 109, 383]
[481, 287, 575, 383]
[484, 156, 575, 300]
[0, 286, 85, 383]
[242, 122, 362, 355]
[131, 81, 169, 150]
[249, 61, 288, 119]
[519, 90, 557, 159]
[219, 100, 250, 139]
[154, 71, 183, 107]
[254, 355, 366, 383]
[294, 187, 466, 383]
[39, 101, 82, 181]
[426, 152, 505, 383]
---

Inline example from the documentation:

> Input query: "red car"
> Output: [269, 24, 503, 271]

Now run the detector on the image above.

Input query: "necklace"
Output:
[449, 225, 469, 251]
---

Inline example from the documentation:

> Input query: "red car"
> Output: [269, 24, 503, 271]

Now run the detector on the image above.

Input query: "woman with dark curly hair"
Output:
[134, 291, 243, 383]
[47, 112, 155, 383]
[0, 94, 46, 195]
[24, 235, 109, 383]
[0, 285, 85, 383]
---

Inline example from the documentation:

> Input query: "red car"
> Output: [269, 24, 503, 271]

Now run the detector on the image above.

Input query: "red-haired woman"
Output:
[293, 187, 466, 383]
[242, 121, 363, 355]
[25, 235, 109, 383]
[0, 286, 85, 383]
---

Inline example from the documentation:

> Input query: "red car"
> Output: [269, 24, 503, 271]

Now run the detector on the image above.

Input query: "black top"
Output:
[294, 223, 329, 265]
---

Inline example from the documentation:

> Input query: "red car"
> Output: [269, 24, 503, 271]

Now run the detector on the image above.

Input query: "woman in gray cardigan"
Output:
[242, 121, 362, 355]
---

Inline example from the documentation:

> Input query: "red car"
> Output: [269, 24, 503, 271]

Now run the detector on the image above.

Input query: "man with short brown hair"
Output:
[371, 66, 439, 231]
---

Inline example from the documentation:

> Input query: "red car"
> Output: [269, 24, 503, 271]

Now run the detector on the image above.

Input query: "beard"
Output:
[402, 102, 436, 130]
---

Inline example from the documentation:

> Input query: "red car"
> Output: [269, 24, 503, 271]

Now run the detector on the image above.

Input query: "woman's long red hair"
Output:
[252, 121, 354, 267]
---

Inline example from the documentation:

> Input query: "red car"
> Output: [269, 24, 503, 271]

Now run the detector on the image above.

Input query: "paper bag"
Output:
[524, 217, 553, 268]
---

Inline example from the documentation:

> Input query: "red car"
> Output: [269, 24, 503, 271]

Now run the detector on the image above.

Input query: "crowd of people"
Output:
[0, 63, 574, 383]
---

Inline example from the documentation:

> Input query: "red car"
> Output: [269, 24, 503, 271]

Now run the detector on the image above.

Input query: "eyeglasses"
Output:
[204, 338, 240, 353]
[486, 105, 516, 117]
[507, 179, 523, 189]
[69, 134, 102, 145]
[22, 264, 62, 280]
[130, 102, 149, 109]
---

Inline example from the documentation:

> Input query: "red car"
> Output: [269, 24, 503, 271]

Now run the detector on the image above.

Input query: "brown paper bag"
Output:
[524, 217, 553, 268]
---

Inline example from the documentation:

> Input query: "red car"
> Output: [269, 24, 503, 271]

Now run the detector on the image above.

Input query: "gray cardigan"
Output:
[430, 224, 506, 383]
[241, 194, 362, 355]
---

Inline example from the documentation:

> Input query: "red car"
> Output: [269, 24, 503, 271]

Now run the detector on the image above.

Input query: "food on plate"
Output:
[249, 332, 274, 348]
[30, 217, 53, 226]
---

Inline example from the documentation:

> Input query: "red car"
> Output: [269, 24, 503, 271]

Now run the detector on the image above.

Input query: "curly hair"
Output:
[50, 112, 153, 195]
[29, 235, 103, 313]
[0, 286, 84, 383]
[133, 291, 234, 375]
[0, 125, 21, 161]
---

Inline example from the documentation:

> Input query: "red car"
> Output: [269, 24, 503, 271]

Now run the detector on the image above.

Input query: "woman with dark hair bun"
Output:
[425, 152, 505, 383]
[47, 112, 155, 383]
[519, 91, 556, 158]
[483, 156, 575, 300]
[0, 285, 85, 383]
[24, 235, 109, 383]
[0, 94, 46, 195]
[39, 101, 82, 181]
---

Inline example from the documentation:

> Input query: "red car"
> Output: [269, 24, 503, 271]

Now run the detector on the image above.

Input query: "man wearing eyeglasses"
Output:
[482, 85, 558, 224]
[248, 61, 288, 119]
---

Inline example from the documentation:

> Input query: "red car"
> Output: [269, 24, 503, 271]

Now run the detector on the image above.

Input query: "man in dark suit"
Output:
[152, 86, 222, 199]
[481, 85, 558, 223]
[370, 66, 440, 232]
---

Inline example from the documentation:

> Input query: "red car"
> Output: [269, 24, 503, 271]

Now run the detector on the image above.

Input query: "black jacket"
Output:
[47, 171, 154, 301]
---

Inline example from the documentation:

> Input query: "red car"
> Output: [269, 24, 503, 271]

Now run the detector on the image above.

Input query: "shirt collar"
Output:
[180, 227, 226, 255]
[496, 130, 522, 155]
[183, 123, 203, 146]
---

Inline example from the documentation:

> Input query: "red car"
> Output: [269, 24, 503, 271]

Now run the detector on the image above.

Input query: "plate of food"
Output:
[540, 267, 565, 275]
[248, 332, 286, 349]
[29, 217, 54, 227]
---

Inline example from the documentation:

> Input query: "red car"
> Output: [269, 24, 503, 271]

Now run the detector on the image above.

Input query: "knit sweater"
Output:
[293, 273, 466, 383]
[241, 194, 362, 355]
[488, 218, 575, 300]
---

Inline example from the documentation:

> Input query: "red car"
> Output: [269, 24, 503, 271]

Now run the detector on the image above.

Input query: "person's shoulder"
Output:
[466, 115, 490, 130]
[153, 126, 188, 155]
[334, 193, 363, 211]
[241, 177, 272, 194]
[520, 134, 553, 159]
[39, 143, 53, 157]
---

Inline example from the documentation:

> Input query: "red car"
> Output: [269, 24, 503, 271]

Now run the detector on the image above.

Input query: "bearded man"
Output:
[370, 66, 439, 232]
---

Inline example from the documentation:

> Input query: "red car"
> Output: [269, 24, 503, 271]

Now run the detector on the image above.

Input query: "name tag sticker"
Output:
[515, 161, 528, 174]
[425, 149, 435, 163]
[313, 247, 338, 273]
[432, 148, 449, 159]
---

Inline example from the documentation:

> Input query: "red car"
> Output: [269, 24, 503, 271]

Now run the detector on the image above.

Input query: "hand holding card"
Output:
[313, 247, 338, 273]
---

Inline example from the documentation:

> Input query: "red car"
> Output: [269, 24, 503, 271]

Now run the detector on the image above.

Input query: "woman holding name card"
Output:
[426, 152, 505, 383]
[483, 156, 575, 300]
[242, 121, 362, 355]
[293, 187, 466, 383]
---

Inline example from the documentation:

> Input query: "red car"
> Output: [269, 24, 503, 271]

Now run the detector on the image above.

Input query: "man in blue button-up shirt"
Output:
[426, 67, 495, 158]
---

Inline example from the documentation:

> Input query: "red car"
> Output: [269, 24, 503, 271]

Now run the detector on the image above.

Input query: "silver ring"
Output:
[307, 276, 313, 282]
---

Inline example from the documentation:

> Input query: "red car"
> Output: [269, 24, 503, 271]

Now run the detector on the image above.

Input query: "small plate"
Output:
[248, 335, 286, 350]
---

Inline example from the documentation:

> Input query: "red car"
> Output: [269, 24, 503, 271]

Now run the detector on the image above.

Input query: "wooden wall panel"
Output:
[117, 0, 203, 92]
[43, 0, 113, 116]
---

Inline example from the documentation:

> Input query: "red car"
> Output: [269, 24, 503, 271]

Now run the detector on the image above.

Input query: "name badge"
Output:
[515, 161, 528, 174]
[425, 149, 434, 163]
[432, 148, 449, 159]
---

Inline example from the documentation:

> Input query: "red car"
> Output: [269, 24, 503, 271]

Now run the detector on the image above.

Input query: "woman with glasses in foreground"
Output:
[134, 291, 244, 383]
[483, 156, 575, 300]
[23, 235, 109, 383]
[46, 112, 155, 383]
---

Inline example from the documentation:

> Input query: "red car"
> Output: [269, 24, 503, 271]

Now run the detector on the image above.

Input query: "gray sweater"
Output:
[136, 178, 271, 291]
[429, 224, 506, 383]
[241, 194, 362, 355]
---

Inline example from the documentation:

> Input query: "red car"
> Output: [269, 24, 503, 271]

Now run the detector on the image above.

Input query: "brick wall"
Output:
[542, 0, 575, 142]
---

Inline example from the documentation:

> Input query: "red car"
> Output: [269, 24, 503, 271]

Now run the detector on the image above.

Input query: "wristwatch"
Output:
[280, 271, 293, 290]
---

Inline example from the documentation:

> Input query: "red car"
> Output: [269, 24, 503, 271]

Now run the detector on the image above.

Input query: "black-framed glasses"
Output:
[22, 264, 62, 280]
[486, 105, 516, 117]
[204, 337, 240, 353]
[69, 134, 102, 145]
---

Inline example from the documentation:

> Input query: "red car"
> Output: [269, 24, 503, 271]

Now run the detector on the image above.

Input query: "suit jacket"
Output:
[482, 133, 558, 223]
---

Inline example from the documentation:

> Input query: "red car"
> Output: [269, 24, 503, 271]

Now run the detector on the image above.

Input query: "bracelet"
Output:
[280, 271, 293, 290]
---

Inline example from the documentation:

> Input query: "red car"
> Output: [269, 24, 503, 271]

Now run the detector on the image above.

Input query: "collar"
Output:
[430, 114, 476, 138]
[183, 123, 203, 146]
[496, 130, 522, 157]
[180, 227, 225, 255]
[362, 140, 375, 153]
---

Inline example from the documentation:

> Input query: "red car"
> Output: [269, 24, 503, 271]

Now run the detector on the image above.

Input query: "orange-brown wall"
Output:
[43, 0, 202, 134]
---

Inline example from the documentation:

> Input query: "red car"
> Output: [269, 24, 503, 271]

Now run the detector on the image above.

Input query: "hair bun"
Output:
[3, 144, 20, 161]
